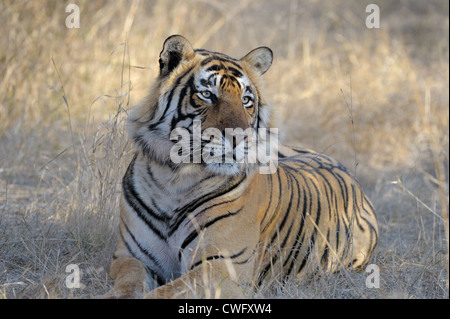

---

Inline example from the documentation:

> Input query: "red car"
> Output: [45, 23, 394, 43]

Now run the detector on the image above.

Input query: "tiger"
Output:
[106, 35, 378, 298]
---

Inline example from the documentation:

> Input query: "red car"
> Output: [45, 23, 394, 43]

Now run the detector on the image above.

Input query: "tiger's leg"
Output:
[144, 258, 253, 299]
[109, 256, 147, 298]
[145, 218, 258, 299]
[349, 195, 378, 270]
[105, 238, 148, 299]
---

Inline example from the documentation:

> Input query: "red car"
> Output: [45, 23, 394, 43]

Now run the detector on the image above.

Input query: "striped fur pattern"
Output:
[107, 35, 378, 298]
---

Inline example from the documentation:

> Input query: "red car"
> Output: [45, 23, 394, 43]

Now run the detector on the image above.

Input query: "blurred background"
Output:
[0, 0, 448, 298]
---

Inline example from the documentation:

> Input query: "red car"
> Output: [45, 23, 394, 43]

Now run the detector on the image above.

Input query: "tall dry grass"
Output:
[0, 0, 448, 298]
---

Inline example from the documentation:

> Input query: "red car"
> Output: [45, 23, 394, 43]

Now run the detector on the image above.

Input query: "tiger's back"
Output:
[106, 35, 378, 298]
[256, 145, 378, 285]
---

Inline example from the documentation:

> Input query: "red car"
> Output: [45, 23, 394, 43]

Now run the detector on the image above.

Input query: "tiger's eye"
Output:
[201, 91, 211, 98]
[242, 96, 253, 107]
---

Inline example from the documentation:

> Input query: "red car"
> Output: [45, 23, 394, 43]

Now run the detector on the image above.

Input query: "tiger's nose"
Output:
[218, 116, 248, 131]
[217, 106, 248, 131]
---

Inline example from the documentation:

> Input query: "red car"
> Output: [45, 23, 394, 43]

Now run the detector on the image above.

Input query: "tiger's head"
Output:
[129, 35, 277, 176]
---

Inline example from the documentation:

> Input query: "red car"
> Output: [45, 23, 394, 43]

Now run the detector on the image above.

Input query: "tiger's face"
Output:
[191, 60, 255, 132]
[129, 35, 276, 176]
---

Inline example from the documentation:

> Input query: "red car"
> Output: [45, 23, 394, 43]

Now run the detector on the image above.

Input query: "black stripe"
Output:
[310, 166, 334, 221]
[204, 208, 242, 229]
[170, 76, 193, 131]
[261, 165, 283, 233]
[188, 194, 243, 226]
[190, 247, 247, 270]
[285, 232, 307, 277]
[296, 235, 313, 274]
[332, 169, 350, 218]
[146, 161, 167, 192]
[258, 253, 279, 286]
[168, 174, 246, 235]
[296, 195, 321, 275]
[189, 90, 202, 109]
[277, 167, 302, 270]
[268, 171, 294, 245]
[290, 147, 310, 154]
[320, 229, 331, 266]
[351, 183, 366, 232]
[119, 219, 166, 286]
[335, 198, 341, 252]
[122, 158, 167, 240]
[219, 74, 240, 89]
[290, 157, 349, 223]
[256, 102, 263, 129]
[144, 266, 165, 286]
[206, 64, 223, 72]
[200, 56, 214, 66]
[140, 164, 171, 220]
[149, 66, 194, 131]
[283, 180, 308, 274]
[260, 173, 273, 228]
[120, 216, 161, 267]
[284, 169, 316, 277]
[119, 226, 138, 260]
[201, 55, 243, 70]
[284, 174, 308, 272]
[123, 162, 166, 223]
[282, 165, 303, 210]
[228, 67, 243, 78]
[179, 208, 242, 259]
[258, 169, 295, 284]
[133, 135, 153, 158]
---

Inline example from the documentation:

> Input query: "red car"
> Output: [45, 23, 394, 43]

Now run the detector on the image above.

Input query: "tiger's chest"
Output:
[132, 210, 199, 287]
[128, 156, 250, 286]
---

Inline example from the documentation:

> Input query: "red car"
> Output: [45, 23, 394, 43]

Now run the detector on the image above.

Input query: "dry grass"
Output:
[0, 0, 448, 299]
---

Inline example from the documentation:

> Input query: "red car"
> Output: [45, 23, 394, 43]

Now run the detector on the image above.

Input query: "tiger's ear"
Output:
[159, 35, 195, 77]
[240, 47, 273, 76]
